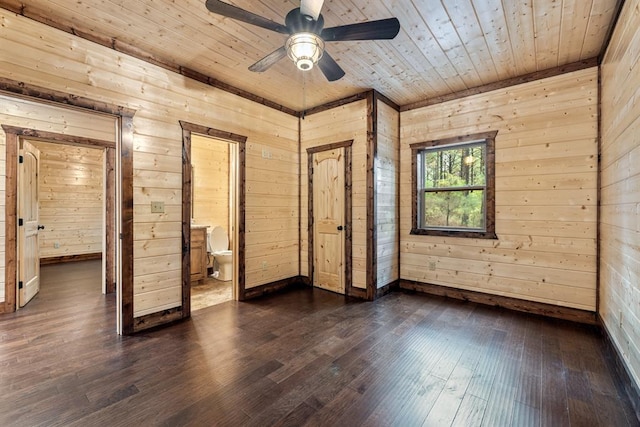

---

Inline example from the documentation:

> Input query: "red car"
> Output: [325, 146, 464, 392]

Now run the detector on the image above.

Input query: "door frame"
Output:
[179, 121, 246, 316]
[3, 127, 117, 308]
[0, 78, 135, 335]
[307, 140, 354, 296]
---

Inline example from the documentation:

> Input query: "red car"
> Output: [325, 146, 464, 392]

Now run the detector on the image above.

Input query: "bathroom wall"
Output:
[191, 135, 230, 240]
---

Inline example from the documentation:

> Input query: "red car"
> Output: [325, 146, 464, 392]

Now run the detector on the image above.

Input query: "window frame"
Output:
[410, 131, 498, 239]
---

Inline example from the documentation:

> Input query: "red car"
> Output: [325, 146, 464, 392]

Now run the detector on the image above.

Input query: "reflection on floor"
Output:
[191, 277, 232, 311]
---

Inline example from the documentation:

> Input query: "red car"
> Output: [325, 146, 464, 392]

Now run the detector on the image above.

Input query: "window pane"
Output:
[422, 190, 485, 229]
[422, 144, 485, 188]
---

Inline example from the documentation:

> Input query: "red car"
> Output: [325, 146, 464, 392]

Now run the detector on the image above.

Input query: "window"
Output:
[410, 131, 497, 239]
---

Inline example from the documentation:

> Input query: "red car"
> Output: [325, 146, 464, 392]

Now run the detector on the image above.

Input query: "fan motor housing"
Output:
[285, 8, 324, 34]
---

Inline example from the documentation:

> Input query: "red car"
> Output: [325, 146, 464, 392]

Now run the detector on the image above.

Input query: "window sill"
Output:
[410, 228, 498, 239]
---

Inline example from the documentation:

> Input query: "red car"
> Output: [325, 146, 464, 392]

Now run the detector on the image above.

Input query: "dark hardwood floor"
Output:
[0, 260, 637, 426]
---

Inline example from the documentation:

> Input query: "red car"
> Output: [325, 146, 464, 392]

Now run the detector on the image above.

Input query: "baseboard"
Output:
[242, 276, 307, 300]
[40, 253, 102, 265]
[132, 307, 184, 334]
[598, 315, 640, 421]
[375, 280, 399, 299]
[399, 279, 598, 325]
[347, 287, 367, 299]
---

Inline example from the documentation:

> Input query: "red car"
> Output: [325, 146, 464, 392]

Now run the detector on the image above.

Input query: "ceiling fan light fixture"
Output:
[286, 32, 324, 71]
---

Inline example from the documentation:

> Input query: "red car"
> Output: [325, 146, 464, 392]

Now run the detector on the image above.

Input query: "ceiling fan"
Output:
[205, 0, 401, 81]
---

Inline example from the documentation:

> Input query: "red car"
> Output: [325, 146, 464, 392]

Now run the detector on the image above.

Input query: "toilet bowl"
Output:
[209, 226, 233, 281]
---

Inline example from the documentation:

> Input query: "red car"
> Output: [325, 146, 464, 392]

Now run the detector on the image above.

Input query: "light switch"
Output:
[151, 201, 165, 213]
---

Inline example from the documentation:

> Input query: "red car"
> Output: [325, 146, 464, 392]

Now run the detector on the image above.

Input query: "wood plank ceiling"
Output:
[0, 0, 620, 111]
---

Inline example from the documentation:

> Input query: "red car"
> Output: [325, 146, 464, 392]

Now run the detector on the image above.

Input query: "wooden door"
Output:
[18, 141, 41, 307]
[312, 148, 345, 294]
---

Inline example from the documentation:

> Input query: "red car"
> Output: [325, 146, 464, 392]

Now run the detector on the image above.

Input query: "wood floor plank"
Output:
[0, 260, 637, 426]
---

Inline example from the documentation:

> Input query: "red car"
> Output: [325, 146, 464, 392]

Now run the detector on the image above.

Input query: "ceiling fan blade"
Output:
[205, 0, 289, 34]
[300, 0, 324, 21]
[248, 47, 287, 72]
[318, 52, 345, 82]
[321, 18, 400, 41]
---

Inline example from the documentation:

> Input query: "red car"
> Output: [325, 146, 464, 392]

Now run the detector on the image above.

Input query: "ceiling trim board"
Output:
[400, 57, 599, 112]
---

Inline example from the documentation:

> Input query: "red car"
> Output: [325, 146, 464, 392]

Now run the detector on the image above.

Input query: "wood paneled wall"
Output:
[301, 100, 368, 290]
[600, 0, 640, 391]
[0, 94, 116, 304]
[376, 100, 400, 288]
[191, 135, 229, 237]
[400, 67, 598, 311]
[32, 141, 104, 260]
[0, 9, 299, 316]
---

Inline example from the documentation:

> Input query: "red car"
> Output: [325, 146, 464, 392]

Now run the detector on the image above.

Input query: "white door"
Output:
[18, 141, 41, 307]
[312, 148, 345, 294]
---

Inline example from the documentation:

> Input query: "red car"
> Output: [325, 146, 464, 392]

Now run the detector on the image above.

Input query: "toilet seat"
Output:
[210, 226, 229, 252]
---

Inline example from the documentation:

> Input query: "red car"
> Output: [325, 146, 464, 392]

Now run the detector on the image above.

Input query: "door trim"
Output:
[179, 121, 246, 316]
[2, 126, 117, 311]
[307, 140, 356, 297]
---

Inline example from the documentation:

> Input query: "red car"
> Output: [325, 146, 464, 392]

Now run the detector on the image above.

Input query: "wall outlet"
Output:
[261, 148, 272, 159]
[261, 261, 268, 271]
[150, 201, 165, 213]
[428, 261, 436, 271]
[54, 242, 60, 249]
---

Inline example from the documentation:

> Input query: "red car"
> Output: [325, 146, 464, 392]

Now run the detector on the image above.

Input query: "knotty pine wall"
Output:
[0, 94, 117, 304]
[400, 67, 598, 311]
[0, 9, 299, 316]
[32, 141, 104, 260]
[376, 100, 400, 289]
[191, 135, 230, 239]
[301, 100, 368, 290]
[600, 0, 640, 390]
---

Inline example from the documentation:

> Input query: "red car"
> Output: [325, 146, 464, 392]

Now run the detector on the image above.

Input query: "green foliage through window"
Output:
[417, 142, 487, 231]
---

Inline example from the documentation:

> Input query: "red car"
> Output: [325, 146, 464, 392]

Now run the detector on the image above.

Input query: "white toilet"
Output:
[209, 226, 233, 281]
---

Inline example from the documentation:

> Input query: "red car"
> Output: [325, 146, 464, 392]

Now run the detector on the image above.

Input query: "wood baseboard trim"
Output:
[598, 315, 640, 420]
[242, 276, 307, 300]
[40, 253, 102, 265]
[133, 307, 184, 334]
[399, 279, 598, 325]
[347, 287, 367, 299]
[375, 280, 399, 299]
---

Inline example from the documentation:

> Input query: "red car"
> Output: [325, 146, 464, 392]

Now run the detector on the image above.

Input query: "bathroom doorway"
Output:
[189, 134, 238, 311]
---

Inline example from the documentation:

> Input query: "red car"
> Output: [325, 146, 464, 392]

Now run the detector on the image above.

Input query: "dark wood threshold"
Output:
[599, 314, 640, 420]
[242, 276, 308, 301]
[375, 280, 399, 299]
[40, 253, 102, 265]
[133, 307, 185, 334]
[399, 279, 598, 325]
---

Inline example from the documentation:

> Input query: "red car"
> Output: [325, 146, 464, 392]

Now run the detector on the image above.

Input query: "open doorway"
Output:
[189, 134, 238, 311]
[12, 133, 115, 313]
[180, 121, 246, 315]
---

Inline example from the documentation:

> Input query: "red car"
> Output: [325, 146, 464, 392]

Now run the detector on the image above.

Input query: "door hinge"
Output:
[18, 218, 23, 226]
[119, 233, 123, 239]
[18, 281, 23, 289]
[19, 155, 24, 164]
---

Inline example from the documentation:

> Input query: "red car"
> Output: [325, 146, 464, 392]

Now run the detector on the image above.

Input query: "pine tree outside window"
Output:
[410, 131, 497, 239]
